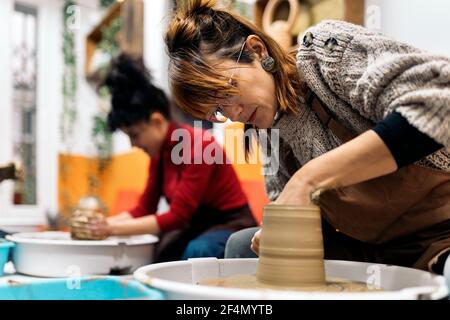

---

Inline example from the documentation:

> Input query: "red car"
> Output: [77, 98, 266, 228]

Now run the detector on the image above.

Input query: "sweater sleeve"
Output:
[297, 20, 450, 148]
[155, 160, 215, 233]
[129, 157, 161, 218]
[261, 134, 300, 201]
[372, 112, 443, 167]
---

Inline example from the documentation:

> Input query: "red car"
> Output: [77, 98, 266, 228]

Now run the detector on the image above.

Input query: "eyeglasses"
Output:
[207, 41, 247, 123]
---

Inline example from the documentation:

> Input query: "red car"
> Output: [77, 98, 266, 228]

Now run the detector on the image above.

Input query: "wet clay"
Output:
[70, 209, 107, 240]
[70, 196, 107, 240]
[199, 204, 382, 292]
[198, 274, 381, 292]
[257, 205, 326, 287]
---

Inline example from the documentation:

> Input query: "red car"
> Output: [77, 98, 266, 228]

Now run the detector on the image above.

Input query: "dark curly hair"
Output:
[103, 53, 171, 132]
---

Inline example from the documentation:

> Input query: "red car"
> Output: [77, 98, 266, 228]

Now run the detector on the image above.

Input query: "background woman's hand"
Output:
[89, 217, 111, 238]
[70, 210, 110, 240]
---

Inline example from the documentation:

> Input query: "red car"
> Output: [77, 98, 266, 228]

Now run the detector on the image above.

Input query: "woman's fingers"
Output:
[70, 211, 109, 240]
[251, 229, 262, 256]
[90, 219, 109, 236]
[274, 174, 314, 206]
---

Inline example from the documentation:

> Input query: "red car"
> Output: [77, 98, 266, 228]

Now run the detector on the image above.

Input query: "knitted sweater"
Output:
[263, 20, 450, 201]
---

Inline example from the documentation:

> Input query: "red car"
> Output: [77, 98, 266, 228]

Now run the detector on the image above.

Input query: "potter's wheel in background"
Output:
[6, 231, 158, 277]
[134, 258, 449, 300]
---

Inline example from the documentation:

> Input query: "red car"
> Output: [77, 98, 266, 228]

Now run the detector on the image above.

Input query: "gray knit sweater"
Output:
[263, 20, 450, 201]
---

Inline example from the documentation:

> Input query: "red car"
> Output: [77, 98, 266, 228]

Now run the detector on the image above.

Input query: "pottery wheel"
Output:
[198, 274, 382, 292]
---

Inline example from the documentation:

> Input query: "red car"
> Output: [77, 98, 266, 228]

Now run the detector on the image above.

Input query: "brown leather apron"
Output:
[309, 93, 450, 272]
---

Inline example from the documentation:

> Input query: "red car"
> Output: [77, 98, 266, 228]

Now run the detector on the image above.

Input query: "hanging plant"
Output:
[92, 113, 113, 170]
[100, 0, 116, 9]
[59, 0, 79, 217]
[91, 16, 122, 167]
[61, 0, 78, 146]
[86, 17, 122, 86]
[218, 0, 254, 20]
[86, 15, 123, 197]
[98, 16, 122, 57]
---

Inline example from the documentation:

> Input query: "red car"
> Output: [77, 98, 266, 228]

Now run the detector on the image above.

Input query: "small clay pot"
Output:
[257, 204, 326, 288]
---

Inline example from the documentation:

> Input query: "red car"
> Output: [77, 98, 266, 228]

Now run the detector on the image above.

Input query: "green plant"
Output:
[61, 0, 78, 144]
[86, 16, 123, 197]
[100, 0, 116, 9]
[59, 0, 78, 217]
[90, 17, 122, 170]
[98, 16, 122, 57]
[92, 113, 113, 171]
[219, 0, 254, 20]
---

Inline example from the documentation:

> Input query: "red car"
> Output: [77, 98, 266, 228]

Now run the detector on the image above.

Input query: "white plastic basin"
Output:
[134, 258, 449, 300]
[6, 231, 158, 277]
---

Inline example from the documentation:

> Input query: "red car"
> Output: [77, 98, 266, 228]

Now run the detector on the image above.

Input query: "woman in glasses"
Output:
[88, 53, 256, 262]
[165, 0, 450, 275]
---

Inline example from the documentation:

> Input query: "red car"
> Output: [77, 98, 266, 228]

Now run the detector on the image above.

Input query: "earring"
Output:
[261, 56, 277, 73]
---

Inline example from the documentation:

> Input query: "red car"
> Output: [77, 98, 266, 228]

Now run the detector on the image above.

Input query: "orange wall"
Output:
[58, 150, 149, 218]
[223, 123, 269, 222]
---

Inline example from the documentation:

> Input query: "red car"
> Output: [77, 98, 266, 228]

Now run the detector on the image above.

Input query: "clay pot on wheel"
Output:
[257, 204, 326, 288]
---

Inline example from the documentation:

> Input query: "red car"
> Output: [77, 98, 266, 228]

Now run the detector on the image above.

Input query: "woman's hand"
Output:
[251, 229, 262, 255]
[274, 131, 398, 206]
[89, 217, 111, 238]
[253, 177, 314, 255]
[70, 210, 110, 240]
[274, 172, 315, 206]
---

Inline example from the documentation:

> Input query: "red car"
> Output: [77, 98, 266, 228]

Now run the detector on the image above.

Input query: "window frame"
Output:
[0, 0, 61, 229]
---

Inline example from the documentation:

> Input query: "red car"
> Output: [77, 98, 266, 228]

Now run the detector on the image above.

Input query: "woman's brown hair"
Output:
[165, 0, 304, 155]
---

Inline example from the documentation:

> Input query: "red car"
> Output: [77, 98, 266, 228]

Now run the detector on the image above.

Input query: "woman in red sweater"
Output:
[89, 54, 256, 262]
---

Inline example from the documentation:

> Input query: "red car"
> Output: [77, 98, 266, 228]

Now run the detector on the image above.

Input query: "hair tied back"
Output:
[177, 0, 216, 16]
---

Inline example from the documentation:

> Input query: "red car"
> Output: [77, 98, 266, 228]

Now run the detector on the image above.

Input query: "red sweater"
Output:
[129, 122, 248, 232]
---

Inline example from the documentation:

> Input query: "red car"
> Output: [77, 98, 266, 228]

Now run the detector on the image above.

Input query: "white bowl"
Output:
[134, 258, 449, 300]
[6, 231, 158, 277]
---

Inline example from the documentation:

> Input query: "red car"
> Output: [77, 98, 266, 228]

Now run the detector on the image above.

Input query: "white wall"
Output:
[143, 0, 171, 94]
[365, 0, 450, 56]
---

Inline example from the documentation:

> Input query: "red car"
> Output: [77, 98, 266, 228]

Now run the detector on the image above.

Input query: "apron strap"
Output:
[306, 91, 357, 143]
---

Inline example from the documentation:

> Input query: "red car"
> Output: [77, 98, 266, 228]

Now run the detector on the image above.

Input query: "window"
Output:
[0, 0, 59, 229]
[12, 4, 38, 205]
